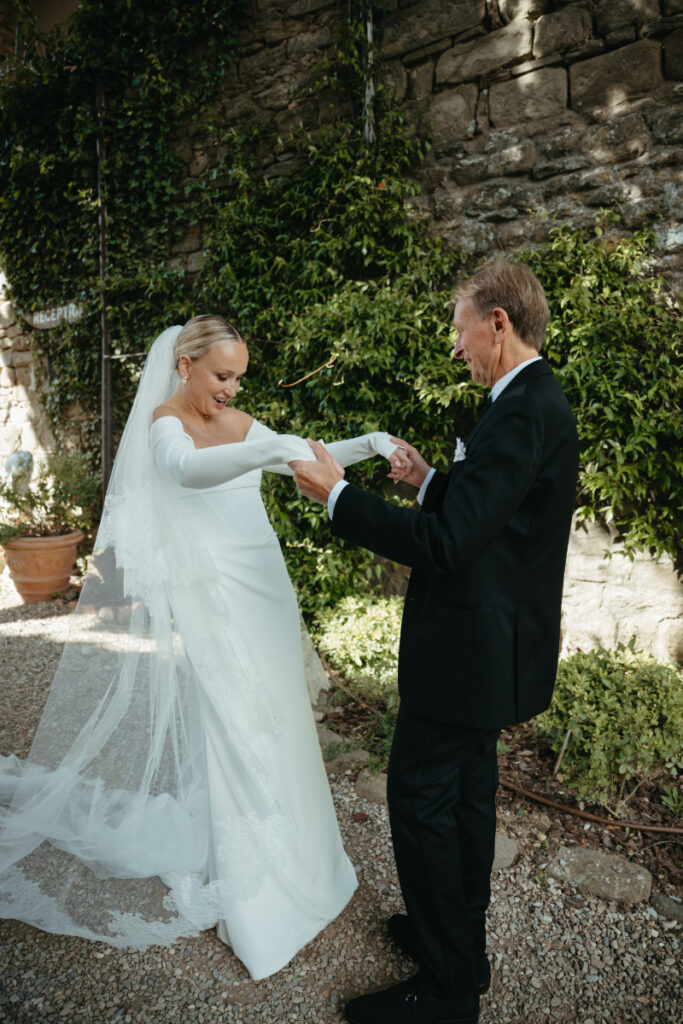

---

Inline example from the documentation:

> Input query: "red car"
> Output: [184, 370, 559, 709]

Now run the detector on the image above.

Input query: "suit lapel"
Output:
[466, 360, 553, 447]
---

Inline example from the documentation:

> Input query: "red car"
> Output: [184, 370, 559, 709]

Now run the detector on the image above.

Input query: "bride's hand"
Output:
[388, 446, 410, 482]
[388, 437, 431, 489]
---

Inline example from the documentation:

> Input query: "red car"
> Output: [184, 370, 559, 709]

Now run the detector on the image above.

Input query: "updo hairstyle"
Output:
[174, 315, 244, 369]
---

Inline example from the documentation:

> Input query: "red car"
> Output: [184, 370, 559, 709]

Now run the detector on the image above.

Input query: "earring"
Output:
[182, 377, 188, 385]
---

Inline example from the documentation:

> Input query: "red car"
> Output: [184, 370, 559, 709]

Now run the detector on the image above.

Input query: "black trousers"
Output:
[386, 704, 500, 999]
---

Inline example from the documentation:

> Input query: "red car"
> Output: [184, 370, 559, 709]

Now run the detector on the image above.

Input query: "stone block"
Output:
[189, 150, 209, 177]
[257, 79, 296, 111]
[0, 350, 11, 367]
[316, 724, 344, 749]
[595, 0, 660, 37]
[540, 120, 587, 159]
[433, 188, 466, 220]
[383, 61, 409, 103]
[0, 367, 16, 388]
[464, 181, 539, 220]
[380, 0, 485, 61]
[327, 747, 371, 771]
[3, 324, 22, 339]
[532, 154, 591, 179]
[402, 38, 455, 67]
[437, 20, 532, 84]
[533, 4, 592, 59]
[489, 66, 567, 125]
[10, 350, 33, 368]
[565, 38, 606, 61]
[549, 846, 652, 904]
[409, 61, 435, 100]
[171, 227, 202, 255]
[487, 138, 536, 176]
[239, 41, 288, 81]
[429, 85, 479, 147]
[493, 833, 519, 870]
[435, 39, 478, 84]
[570, 39, 662, 112]
[664, 28, 683, 78]
[0, 301, 14, 328]
[14, 367, 33, 388]
[648, 106, 683, 144]
[356, 769, 387, 806]
[184, 252, 203, 275]
[453, 152, 489, 184]
[499, 0, 551, 22]
[663, 0, 683, 12]
[286, 0, 333, 16]
[650, 890, 683, 923]
[605, 26, 637, 47]
[287, 25, 334, 63]
[583, 112, 651, 162]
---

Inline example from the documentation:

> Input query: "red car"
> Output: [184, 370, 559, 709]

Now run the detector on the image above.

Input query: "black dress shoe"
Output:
[387, 915, 491, 995]
[344, 977, 479, 1024]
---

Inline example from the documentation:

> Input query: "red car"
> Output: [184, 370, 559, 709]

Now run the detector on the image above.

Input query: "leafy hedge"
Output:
[316, 594, 403, 700]
[317, 597, 683, 804]
[535, 640, 683, 813]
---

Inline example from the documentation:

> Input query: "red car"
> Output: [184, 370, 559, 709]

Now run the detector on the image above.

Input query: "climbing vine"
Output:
[0, 1, 680, 618]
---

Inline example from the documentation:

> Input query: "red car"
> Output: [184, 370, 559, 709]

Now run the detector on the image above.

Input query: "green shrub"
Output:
[315, 594, 402, 700]
[0, 451, 98, 544]
[535, 640, 683, 813]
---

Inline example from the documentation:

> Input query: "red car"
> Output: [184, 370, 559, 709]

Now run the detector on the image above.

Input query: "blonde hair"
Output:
[456, 260, 549, 351]
[174, 315, 244, 368]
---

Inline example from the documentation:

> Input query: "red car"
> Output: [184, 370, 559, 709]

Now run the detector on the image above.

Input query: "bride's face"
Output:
[179, 342, 249, 416]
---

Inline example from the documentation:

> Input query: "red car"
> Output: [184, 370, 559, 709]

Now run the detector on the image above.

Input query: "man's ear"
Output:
[491, 307, 511, 341]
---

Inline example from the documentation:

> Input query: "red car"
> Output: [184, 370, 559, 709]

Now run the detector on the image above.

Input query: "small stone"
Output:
[650, 890, 683, 923]
[0, 300, 14, 327]
[548, 846, 652, 904]
[493, 833, 518, 870]
[356, 769, 388, 806]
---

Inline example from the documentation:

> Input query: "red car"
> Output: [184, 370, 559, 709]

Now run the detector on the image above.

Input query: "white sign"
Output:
[22, 301, 84, 330]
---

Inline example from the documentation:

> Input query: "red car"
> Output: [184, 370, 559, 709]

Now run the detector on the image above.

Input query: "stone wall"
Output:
[381, 0, 683, 290]
[167, 1, 683, 290]
[0, 299, 54, 472]
[561, 519, 682, 664]
[0, 0, 681, 658]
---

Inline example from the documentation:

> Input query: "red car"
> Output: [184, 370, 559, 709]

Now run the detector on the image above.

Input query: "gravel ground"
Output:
[0, 576, 681, 1023]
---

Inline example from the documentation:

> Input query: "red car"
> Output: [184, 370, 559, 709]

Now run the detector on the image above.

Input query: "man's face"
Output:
[452, 297, 498, 387]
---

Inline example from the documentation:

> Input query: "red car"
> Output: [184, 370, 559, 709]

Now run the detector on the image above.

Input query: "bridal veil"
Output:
[0, 326, 303, 947]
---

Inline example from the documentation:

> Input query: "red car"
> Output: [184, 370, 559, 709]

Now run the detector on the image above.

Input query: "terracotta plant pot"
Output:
[2, 530, 84, 603]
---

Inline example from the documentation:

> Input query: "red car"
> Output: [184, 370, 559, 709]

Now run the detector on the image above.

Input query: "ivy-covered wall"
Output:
[0, 1, 681, 648]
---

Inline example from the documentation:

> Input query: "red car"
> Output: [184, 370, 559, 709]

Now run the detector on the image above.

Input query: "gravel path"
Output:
[0, 576, 680, 1023]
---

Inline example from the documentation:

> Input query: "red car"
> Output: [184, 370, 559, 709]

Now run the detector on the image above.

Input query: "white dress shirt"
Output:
[328, 356, 542, 518]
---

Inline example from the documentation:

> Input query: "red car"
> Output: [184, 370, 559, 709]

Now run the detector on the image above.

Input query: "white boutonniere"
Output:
[453, 438, 467, 462]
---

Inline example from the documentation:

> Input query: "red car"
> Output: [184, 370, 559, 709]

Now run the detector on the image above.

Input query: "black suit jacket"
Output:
[331, 360, 579, 730]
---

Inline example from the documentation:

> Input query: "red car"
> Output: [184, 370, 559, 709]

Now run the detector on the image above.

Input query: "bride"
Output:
[0, 314, 402, 979]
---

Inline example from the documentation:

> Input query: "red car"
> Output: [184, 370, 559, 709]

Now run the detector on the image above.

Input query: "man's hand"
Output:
[388, 436, 431, 489]
[292, 439, 345, 504]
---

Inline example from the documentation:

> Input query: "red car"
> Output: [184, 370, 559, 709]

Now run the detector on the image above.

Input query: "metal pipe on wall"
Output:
[96, 76, 113, 494]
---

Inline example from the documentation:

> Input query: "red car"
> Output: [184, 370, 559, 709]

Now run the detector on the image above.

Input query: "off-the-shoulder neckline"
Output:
[151, 413, 257, 447]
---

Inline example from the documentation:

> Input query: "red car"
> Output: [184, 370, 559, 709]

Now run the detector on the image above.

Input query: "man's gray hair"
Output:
[456, 260, 549, 351]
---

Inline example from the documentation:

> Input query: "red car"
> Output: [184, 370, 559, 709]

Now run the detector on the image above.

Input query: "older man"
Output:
[294, 261, 579, 1024]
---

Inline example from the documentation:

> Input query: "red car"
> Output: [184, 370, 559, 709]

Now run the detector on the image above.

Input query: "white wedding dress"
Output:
[0, 339, 396, 981]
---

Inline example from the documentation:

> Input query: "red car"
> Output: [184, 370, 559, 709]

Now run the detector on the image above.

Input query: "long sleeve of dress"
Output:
[257, 425, 399, 476]
[149, 415, 314, 489]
